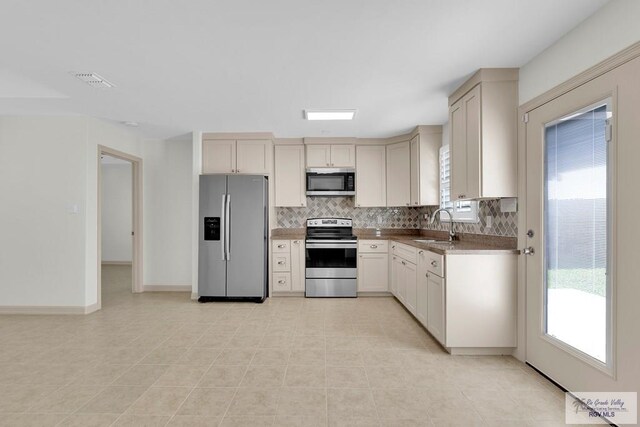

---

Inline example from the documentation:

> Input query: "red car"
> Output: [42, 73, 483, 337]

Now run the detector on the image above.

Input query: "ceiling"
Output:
[0, 0, 608, 139]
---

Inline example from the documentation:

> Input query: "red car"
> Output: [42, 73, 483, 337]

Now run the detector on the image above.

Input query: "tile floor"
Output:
[0, 266, 595, 426]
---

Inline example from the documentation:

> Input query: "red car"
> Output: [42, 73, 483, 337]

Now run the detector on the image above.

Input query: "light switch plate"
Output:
[486, 215, 492, 228]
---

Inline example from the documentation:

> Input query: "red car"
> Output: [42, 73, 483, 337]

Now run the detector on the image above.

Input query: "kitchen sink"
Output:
[413, 239, 452, 244]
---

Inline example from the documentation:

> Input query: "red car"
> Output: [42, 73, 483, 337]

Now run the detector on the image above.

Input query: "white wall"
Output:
[519, 0, 640, 104]
[100, 162, 132, 263]
[0, 117, 88, 307]
[143, 138, 192, 287]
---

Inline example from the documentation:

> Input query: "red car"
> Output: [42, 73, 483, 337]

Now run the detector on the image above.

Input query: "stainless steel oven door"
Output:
[305, 241, 357, 279]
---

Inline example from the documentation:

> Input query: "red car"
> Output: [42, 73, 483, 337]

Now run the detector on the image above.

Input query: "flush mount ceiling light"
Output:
[71, 72, 115, 88]
[304, 109, 356, 121]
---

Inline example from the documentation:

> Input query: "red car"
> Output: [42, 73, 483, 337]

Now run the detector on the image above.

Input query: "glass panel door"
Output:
[543, 101, 610, 364]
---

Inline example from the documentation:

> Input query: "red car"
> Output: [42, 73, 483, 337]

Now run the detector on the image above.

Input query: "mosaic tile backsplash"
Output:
[276, 198, 518, 237]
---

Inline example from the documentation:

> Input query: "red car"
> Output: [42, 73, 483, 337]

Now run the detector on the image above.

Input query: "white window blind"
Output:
[439, 145, 479, 223]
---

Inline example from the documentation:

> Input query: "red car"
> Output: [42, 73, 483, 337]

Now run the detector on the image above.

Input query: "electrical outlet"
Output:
[486, 215, 493, 228]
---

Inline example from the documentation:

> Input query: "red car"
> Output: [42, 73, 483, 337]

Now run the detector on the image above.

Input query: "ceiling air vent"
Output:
[72, 72, 115, 88]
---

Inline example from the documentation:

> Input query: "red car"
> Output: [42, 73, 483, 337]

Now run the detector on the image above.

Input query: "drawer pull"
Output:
[431, 260, 437, 267]
[278, 261, 285, 265]
[277, 244, 285, 248]
[370, 245, 378, 249]
[419, 250, 424, 255]
[293, 240, 299, 244]
[278, 280, 285, 284]
[401, 260, 406, 265]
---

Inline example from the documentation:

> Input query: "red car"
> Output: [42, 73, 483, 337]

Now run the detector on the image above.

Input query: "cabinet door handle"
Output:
[277, 244, 285, 248]
[426, 273, 429, 278]
[236, 169, 240, 173]
[293, 240, 299, 244]
[278, 280, 285, 284]
[414, 202, 418, 205]
[401, 260, 406, 265]
[370, 245, 378, 249]
[431, 260, 437, 267]
[326, 163, 330, 166]
[391, 245, 396, 249]
[419, 250, 424, 255]
[406, 203, 410, 206]
[278, 261, 285, 265]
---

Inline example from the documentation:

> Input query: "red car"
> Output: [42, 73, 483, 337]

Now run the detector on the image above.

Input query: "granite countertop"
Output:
[271, 228, 519, 255]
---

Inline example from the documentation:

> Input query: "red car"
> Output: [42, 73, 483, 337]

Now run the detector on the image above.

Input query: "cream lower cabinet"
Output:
[357, 240, 389, 292]
[426, 272, 445, 345]
[390, 242, 417, 315]
[272, 239, 305, 292]
[400, 242, 517, 354]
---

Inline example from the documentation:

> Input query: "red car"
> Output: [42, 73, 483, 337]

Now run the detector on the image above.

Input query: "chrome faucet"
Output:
[430, 208, 456, 242]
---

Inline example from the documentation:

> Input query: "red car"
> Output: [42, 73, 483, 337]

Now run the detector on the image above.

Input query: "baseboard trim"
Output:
[101, 261, 132, 266]
[357, 291, 393, 297]
[271, 291, 305, 297]
[143, 284, 192, 292]
[0, 304, 98, 315]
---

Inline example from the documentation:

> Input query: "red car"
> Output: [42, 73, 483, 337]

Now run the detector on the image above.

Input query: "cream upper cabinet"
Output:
[306, 144, 355, 168]
[448, 68, 518, 200]
[386, 141, 411, 207]
[274, 145, 306, 207]
[355, 145, 386, 207]
[305, 145, 331, 167]
[409, 128, 441, 206]
[202, 139, 271, 175]
[330, 145, 355, 167]
[202, 139, 236, 173]
[236, 140, 271, 174]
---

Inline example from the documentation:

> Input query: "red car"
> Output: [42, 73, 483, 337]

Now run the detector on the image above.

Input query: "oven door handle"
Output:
[306, 243, 357, 249]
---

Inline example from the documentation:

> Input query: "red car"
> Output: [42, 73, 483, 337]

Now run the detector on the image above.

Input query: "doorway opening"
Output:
[98, 145, 143, 309]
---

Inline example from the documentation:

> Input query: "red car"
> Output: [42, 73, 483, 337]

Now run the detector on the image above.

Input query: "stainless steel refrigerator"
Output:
[198, 175, 268, 302]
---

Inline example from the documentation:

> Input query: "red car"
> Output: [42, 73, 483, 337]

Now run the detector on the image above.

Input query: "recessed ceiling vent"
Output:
[71, 72, 115, 88]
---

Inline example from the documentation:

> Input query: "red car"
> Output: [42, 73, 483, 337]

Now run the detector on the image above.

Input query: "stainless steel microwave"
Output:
[306, 168, 355, 196]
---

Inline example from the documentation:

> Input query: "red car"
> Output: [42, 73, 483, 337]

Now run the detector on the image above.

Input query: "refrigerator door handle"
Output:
[225, 194, 231, 260]
[220, 194, 227, 260]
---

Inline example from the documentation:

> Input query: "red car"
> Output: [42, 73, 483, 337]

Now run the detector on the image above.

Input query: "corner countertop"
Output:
[271, 228, 519, 255]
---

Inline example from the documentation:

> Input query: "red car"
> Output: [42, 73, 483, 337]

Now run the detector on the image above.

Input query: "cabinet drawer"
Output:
[424, 251, 444, 276]
[273, 273, 292, 291]
[272, 240, 290, 253]
[358, 240, 388, 253]
[273, 254, 291, 272]
[391, 241, 417, 264]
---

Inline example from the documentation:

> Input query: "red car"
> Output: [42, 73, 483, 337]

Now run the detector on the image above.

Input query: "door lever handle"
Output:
[522, 247, 535, 256]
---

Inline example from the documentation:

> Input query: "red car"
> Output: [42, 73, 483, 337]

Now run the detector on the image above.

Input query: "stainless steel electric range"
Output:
[305, 218, 357, 297]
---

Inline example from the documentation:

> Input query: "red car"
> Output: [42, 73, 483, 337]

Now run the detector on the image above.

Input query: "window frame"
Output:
[439, 145, 479, 223]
